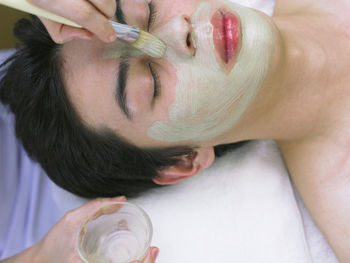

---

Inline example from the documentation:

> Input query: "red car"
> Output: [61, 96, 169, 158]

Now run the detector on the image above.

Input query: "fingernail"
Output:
[77, 35, 92, 40]
[107, 31, 117, 43]
[110, 196, 126, 201]
[151, 248, 159, 261]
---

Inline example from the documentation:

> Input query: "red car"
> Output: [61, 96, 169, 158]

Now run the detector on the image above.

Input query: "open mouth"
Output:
[211, 10, 241, 71]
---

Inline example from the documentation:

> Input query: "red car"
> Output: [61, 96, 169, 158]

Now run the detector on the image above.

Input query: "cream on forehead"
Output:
[147, 1, 275, 142]
[103, 43, 143, 59]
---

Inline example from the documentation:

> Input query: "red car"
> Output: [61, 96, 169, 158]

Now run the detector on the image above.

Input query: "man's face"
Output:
[62, 0, 275, 148]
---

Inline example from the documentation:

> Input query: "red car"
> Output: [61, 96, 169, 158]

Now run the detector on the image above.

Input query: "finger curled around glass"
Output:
[84, 196, 127, 220]
[71, 196, 126, 221]
[75, 196, 127, 243]
[90, 202, 125, 220]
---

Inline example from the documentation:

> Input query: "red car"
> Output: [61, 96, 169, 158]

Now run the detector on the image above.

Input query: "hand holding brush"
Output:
[0, 0, 166, 57]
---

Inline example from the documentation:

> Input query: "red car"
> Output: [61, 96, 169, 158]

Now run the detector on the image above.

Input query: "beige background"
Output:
[0, 5, 28, 49]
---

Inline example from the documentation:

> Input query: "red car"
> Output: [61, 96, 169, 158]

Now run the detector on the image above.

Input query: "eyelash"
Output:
[149, 63, 161, 98]
[147, 1, 158, 30]
[147, 2, 160, 99]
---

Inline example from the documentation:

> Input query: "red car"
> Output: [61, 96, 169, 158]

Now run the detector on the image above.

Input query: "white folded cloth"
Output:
[53, 140, 338, 263]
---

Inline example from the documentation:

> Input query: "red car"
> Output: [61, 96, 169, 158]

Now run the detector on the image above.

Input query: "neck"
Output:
[265, 14, 331, 140]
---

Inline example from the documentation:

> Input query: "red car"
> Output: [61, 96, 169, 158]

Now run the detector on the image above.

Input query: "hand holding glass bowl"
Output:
[76, 200, 155, 263]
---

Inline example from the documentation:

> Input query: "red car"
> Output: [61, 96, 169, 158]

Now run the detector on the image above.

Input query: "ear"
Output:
[152, 147, 215, 185]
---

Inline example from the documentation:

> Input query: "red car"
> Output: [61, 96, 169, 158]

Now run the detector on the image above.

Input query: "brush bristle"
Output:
[132, 30, 167, 58]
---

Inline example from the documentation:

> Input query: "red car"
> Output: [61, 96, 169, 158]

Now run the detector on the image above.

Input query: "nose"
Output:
[155, 15, 196, 58]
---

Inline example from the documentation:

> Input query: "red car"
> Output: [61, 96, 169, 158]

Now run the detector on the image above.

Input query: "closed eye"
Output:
[147, 1, 158, 31]
[149, 63, 161, 98]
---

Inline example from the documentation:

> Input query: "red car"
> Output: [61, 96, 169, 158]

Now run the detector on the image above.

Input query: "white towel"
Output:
[53, 140, 337, 263]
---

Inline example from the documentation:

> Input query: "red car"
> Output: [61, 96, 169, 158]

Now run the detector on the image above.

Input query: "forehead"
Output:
[61, 39, 121, 126]
[120, 0, 204, 26]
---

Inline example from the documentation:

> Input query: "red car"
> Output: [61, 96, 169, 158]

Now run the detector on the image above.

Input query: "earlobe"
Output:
[152, 147, 215, 185]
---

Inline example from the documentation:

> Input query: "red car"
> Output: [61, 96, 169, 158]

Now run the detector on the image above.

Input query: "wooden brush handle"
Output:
[0, 0, 81, 28]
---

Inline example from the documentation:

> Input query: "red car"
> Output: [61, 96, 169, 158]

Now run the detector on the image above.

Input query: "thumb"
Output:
[130, 247, 159, 263]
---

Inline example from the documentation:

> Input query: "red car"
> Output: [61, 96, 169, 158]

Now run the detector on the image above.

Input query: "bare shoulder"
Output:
[273, 0, 350, 62]
[278, 136, 350, 262]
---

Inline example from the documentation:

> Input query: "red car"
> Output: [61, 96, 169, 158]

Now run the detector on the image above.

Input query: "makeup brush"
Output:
[0, 0, 166, 58]
[109, 21, 166, 58]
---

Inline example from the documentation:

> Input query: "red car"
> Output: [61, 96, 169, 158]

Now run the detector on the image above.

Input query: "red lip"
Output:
[211, 10, 241, 70]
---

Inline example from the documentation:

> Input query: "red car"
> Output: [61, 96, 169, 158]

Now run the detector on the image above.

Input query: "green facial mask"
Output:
[147, 1, 275, 142]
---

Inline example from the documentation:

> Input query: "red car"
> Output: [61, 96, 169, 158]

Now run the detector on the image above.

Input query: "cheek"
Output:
[151, 59, 178, 121]
[127, 74, 154, 115]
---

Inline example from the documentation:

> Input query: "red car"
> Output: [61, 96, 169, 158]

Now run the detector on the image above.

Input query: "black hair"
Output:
[0, 16, 246, 198]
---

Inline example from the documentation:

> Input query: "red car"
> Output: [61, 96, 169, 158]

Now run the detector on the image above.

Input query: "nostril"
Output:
[186, 33, 192, 48]
[186, 32, 196, 56]
[182, 15, 193, 48]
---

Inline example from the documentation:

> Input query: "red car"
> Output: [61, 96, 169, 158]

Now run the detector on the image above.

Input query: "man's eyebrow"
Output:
[116, 59, 132, 119]
[115, 0, 128, 24]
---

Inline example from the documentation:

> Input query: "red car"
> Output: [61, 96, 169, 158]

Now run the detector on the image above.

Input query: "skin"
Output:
[273, 1, 350, 262]
[24, 0, 350, 262]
